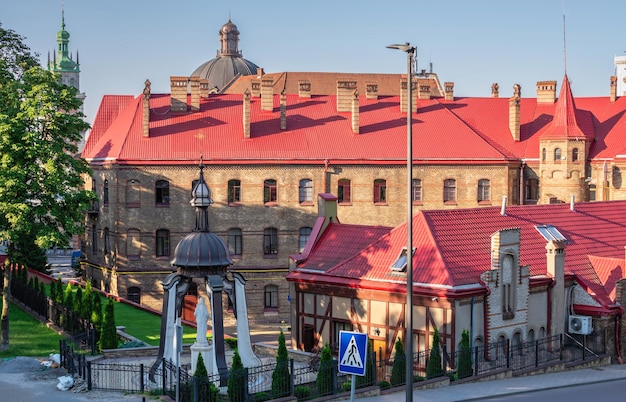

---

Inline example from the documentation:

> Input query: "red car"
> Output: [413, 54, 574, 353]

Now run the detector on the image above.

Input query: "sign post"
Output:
[338, 330, 368, 402]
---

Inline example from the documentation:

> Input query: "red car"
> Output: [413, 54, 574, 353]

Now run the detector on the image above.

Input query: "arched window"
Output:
[299, 179, 313, 204]
[227, 228, 243, 256]
[155, 180, 170, 205]
[156, 229, 170, 257]
[444, 179, 456, 202]
[104, 227, 110, 255]
[126, 179, 140, 207]
[299, 227, 312, 253]
[338, 179, 351, 204]
[542, 148, 546, 161]
[478, 179, 491, 202]
[91, 224, 97, 254]
[263, 228, 278, 255]
[103, 180, 109, 205]
[554, 148, 562, 161]
[264, 285, 278, 309]
[126, 229, 141, 260]
[502, 254, 515, 319]
[374, 179, 387, 204]
[128, 287, 141, 304]
[572, 148, 579, 162]
[412, 179, 422, 202]
[228, 179, 241, 203]
[264, 179, 277, 204]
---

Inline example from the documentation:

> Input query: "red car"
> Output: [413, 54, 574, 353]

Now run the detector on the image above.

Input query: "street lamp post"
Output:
[387, 42, 416, 402]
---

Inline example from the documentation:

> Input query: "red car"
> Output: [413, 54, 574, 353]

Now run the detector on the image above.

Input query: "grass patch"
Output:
[0, 299, 63, 358]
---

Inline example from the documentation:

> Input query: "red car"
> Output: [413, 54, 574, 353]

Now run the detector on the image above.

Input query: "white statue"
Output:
[194, 296, 209, 345]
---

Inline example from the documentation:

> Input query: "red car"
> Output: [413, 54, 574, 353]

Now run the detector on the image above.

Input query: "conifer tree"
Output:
[91, 292, 103, 349]
[227, 349, 246, 402]
[457, 329, 473, 379]
[271, 330, 290, 397]
[390, 337, 406, 386]
[81, 281, 93, 320]
[73, 286, 83, 315]
[316, 344, 333, 396]
[99, 298, 117, 350]
[426, 327, 442, 379]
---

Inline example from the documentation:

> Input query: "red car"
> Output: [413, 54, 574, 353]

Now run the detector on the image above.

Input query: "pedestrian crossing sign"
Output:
[338, 331, 368, 376]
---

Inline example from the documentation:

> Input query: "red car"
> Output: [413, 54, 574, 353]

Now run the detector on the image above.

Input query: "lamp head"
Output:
[386, 42, 416, 53]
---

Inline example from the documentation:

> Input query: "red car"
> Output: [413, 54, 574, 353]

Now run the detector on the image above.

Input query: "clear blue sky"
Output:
[2, 0, 624, 125]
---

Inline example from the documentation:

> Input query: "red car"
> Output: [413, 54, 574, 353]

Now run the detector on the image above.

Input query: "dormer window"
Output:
[390, 247, 415, 272]
[535, 225, 567, 242]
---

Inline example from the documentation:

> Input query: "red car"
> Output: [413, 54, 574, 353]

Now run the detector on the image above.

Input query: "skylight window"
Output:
[390, 247, 415, 272]
[535, 225, 567, 242]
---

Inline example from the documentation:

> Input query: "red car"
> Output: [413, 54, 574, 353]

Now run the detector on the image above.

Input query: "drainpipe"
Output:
[519, 162, 525, 205]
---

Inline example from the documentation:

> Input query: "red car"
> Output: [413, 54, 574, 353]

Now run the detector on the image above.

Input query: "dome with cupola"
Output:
[191, 19, 260, 93]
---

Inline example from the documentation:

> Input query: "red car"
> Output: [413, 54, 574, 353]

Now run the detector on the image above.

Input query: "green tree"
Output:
[194, 354, 219, 402]
[271, 330, 290, 398]
[316, 344, 333, 396]
[457, 329, 473, 379]
[0, 23, 93, 351]
[390, 337, 406, 386]
[73, 286, 83, 315]
[81, 281, 93, 320]
[426, 327, 442, 379]
[91, 292, 103, 349]
[11, 230, 48, 273]
[99, 298, 117, 350]
[227, 349, 246, 402]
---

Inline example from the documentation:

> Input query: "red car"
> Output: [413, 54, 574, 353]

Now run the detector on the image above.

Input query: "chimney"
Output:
[257, 68, 264, 78]
[366, 83, 378, 100]
[444, 82, 454, 101]
[546, 239, 566, 337]
[400, 78, 417, 113]
[142, 79, 151, 138]
[298, 80, 311, 98]
[570, 194, 575, 211]
[491, 83, 499, 98]
[351, 90, 359, 134]
[243, 89, 251, 139]
[199, 79, 210, 98]
[418, 83, 431, 100]
[500, 195, 507, 216]
[610, 75, 617, 102]
[536, 80, 557, 103]
[337, 80, 357, 112]
[190, 76, 200, 111]
[261, 77, 274, 111]
[509, 95, 520, 141]
[170, 76, 188, 113]
[280, 90, 287, 130]
[251, 79, 261, 97]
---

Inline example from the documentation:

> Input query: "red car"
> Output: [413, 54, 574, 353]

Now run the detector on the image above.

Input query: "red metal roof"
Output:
[290, 200, 626, 309]
[83, 75, 626, 165]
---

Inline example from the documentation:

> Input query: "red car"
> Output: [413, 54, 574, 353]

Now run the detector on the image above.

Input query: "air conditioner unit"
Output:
[568, 315, 592, 335]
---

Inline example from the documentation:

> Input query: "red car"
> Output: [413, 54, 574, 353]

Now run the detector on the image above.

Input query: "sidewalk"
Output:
[359, 363, 626, 402]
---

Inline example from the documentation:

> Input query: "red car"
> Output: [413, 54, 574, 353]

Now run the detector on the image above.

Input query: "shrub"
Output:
[390, 337, 406, 386]
[224, 337, 237, 350]
[457, 329, 473, 379]
[73, 287, 83, 315]
[378, 380, 391, 390]
[194, 354, 220, 402]
[341, 381, 351, 392]
[294, 385, 310, 400]
[316, 344, 333, 396]
[228, 349, 246, 402]
[271, 330, 290, 398]
[426, 327, 442, 379]
[254, 391, 271, 402]
[81, 281, 93, 320]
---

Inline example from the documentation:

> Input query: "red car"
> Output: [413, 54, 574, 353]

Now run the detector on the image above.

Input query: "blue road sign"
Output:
[338, 330, 368, 376]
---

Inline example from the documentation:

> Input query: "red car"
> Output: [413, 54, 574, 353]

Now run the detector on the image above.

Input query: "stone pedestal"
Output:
[191, 342, 215, 376]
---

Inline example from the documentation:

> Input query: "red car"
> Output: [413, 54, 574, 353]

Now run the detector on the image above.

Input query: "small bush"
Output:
[378, 380, 391, 390]
[390, 337, 406, 386]
[294, 385, 310, 400]
[254, 391, 271, 402]
[341, 381, 351, 392]
[224, 337, 238, 350]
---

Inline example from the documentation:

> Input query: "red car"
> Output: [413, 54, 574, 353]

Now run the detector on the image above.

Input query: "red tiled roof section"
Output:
[83, 95, 135, 157]
[296, 222, 392, 273]
[298, 200, 626, 306]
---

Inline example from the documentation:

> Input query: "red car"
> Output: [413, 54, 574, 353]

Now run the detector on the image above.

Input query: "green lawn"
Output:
[0, 300, 63, 358]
